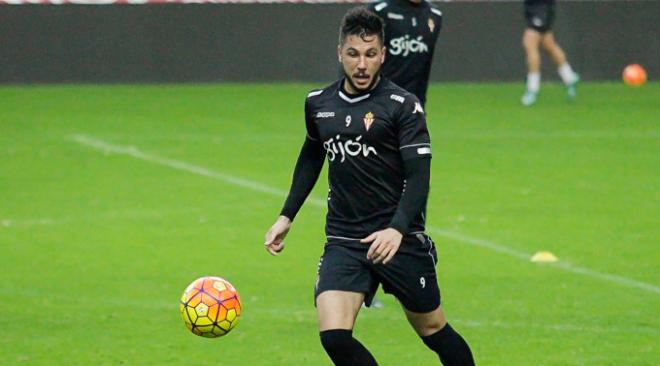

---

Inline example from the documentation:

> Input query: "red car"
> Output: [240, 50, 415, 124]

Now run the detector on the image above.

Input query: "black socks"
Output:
[319, 324, 474, 366]
[320, 329, 379, 366]
[421, 323, 475, 366]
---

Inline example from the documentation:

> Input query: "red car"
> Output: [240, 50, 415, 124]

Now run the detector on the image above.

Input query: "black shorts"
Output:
[314, 233, 440, 313]
[525, 4, 555, 33]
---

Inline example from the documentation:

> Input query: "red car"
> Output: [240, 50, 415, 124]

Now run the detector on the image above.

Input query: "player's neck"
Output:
[342, 76, 382, 96]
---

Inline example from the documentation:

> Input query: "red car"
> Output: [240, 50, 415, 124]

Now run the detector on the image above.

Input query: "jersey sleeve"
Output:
[304, 97, 320, 141]
[389, 157, 430, 234]
[397, 95, 432, 160]
[279, 94, 325, 221]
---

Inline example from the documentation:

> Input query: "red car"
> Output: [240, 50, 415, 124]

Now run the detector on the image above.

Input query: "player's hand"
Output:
[361, 228, 403, 265]
[264, 215, 292, 256]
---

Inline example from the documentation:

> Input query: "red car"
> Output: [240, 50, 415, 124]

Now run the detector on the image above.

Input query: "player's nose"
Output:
[357, 56, 368, 69]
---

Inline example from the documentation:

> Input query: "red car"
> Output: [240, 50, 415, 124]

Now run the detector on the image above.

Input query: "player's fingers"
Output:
[264, 229, 275, 245]
[266, 243, 282, 256]
[377, 239, 399, 264]
[382, 247, 397, 265]
[361, 233, 377, 243]
[370, 237, 387, 261]
[366, 237, 382, 259]
[372, 246, 390, 264]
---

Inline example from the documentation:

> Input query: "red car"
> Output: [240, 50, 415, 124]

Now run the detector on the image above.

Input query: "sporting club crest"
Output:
[363, 112, 375, 131]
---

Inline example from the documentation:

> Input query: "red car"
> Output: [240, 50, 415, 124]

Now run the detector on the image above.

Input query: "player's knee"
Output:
[418, 318, 447, 337]
[320, 329, 353, 353]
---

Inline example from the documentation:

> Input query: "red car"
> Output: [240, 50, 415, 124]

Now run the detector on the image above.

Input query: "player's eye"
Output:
[365, 48, 380, 57]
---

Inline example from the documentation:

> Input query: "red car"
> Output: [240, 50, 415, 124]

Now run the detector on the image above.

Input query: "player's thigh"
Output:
[316, 290, 364, 331]
[376, 234, 441, 314]
[540, 32, 558, 49]
[315, 242, 379, 307]
[522, 28, 542, 50]
[403, 304, 448, 337]
[314, 242, 376, 330]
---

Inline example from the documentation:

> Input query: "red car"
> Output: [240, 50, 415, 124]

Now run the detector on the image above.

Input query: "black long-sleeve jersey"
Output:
[368, 0, 443, 106]
[281, 78, 432, 239]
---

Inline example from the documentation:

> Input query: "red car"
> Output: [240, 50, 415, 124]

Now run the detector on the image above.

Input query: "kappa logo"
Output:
[363, 112, 375, 131]
[390, 94, 405, 104]
[316, 111, 335, 118]
[387, 12, 404, 20]
[413, 102, 424, 114]
[417, 147, 431, 155]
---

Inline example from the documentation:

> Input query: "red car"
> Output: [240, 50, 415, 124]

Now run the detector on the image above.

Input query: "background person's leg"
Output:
[522, 29, 542, 106]
[541, 32, 579, 98]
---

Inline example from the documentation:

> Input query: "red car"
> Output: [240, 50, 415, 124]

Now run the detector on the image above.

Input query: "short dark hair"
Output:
[339, 7, 385, 46]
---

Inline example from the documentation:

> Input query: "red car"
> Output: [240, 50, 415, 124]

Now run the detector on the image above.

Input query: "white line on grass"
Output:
[425, 227, 660, 294]
[69, 134, 660, 295]
[70, 134, 326, 207]
[426, 228, 531, 260]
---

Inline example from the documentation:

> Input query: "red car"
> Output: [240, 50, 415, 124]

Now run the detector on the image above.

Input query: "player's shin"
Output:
[421, 323, 475, 366]
[558, 62, 578, 85]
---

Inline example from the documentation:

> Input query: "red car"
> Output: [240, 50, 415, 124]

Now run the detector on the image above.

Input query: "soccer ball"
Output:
[180, 276, 242, 338]
[622, 64, 647, 86]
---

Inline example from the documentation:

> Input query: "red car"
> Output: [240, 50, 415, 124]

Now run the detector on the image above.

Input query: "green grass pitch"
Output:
[0, 82, 658, 365]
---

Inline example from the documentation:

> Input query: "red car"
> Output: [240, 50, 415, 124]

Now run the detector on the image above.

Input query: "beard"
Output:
[344, 70, 381, 93]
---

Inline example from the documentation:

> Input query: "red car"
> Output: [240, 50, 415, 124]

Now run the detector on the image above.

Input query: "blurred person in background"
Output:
[521, 0, 579, 106]
[369, 0, 443, 108]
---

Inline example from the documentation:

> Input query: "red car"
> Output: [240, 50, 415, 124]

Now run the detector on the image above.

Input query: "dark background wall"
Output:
[0, 1, 658, 84]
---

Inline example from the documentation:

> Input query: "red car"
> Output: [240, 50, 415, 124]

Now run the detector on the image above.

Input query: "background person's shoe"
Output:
[521, 90, 538, 106]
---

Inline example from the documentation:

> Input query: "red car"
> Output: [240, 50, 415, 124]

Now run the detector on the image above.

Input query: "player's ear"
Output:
[380, 47, 386, 64]
[337, 45, 342, 63]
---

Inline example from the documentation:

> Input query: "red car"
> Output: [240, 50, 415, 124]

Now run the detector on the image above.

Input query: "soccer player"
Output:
[521, 0, 580, 106]
[368, 0, 443, 107]
[264, 7, 475, 366]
